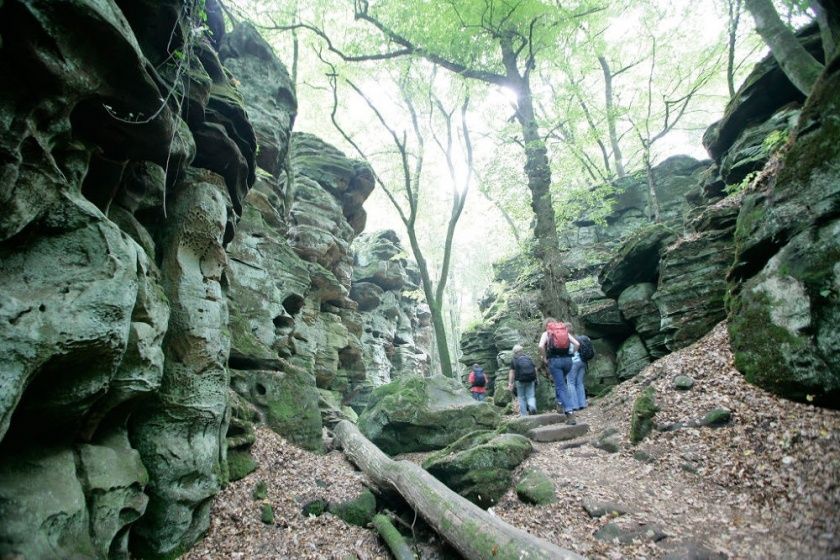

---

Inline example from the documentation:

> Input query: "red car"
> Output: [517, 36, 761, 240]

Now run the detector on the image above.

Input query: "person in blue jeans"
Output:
[565, 323, 587, 412]
[538, 318, 580, 425]
[507, 345, 538, 416]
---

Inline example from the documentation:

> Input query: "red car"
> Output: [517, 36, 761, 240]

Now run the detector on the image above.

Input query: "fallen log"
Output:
[371, 514, 416, 560]
[334, 420, 583, 560]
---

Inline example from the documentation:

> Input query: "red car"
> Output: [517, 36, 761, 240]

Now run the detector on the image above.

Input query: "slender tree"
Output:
[323, 62, 473, 378]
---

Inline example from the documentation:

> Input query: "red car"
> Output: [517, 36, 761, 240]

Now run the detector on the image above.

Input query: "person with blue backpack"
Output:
[564, 323, 595, 413]
[507, 344, 538, 416]
[468, 364, 488, 401]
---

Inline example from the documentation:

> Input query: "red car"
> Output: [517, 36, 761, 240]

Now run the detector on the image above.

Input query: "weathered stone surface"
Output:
[220, 23, 296, 178]
[727, 52, 840, 406]
[358, 375, 500, 454]
[516, 469, 556, 505]
[130, 170, 231, 557]
[703, 24, 820, 161]
[615, 335, 652, 380]
[654, 203, 739, 352]
[502, 413, 565, 435]
[595, 522, 667, 544]
[583, 500, 632, 518]
[702, 408, 732, 427]
[422, 431, 532, 508]
[527, 422, 590, 442]
[599, 224, 677, 299]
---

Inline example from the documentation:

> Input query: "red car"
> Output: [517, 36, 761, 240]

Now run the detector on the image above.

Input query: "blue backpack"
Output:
[471, 367, 486, 388]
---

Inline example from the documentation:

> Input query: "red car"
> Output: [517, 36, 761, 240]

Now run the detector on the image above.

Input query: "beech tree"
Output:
[323, 62, 474, 378]
[288, 0, 602, 320]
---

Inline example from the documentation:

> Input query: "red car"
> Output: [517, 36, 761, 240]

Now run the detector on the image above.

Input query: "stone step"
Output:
[502, 413, 565, 435]
[527, 423, 590, 442]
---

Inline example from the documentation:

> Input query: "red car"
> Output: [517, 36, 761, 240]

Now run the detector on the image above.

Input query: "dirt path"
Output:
[186, 324, 838, 559]
[492, 323, 840, 559]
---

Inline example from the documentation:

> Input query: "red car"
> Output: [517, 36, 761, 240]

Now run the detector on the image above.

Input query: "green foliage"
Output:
[763, 129, 789, 153]
[725, 170, 759, 195]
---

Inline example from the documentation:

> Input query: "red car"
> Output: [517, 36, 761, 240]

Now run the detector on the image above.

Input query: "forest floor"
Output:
[185, 322, 839, 559]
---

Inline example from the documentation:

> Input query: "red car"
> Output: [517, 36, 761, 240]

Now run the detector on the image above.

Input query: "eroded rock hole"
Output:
[282, 294, 304, 316]
[255, 383, 267, 396]
[273, 315, 294, 329]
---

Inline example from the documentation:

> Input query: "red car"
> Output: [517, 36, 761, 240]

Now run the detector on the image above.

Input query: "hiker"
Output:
[565, 323, 594, 413]
[508, 344, 538, 417]
[538, 318, 580, 425]
[468, 363, 488, 401]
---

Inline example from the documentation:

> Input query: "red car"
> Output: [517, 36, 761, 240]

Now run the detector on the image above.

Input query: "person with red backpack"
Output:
[468, 364, 488, 401]
[538, 318, 580, 425]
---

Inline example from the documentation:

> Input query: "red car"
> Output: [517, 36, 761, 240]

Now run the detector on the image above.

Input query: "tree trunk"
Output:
[333, 421, 583, 560]
[812, 0, 839, 62]
[727, 0, 742, 98]
[372, 514, 416, 560]
[598, 56, 626, 177]
[498, 38, 575, 322]
[745, 0, 824, 95]
[642, 146, 661, 223]
[516, 88, 576, 321]
[407, 230, 454, 378]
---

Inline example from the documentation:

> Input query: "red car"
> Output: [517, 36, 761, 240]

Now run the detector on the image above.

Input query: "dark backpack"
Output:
[513, 355, 537, 382]
[471, 367, 486, 388]
[577, 335, 595, 362]
[546, 322, 570, 355]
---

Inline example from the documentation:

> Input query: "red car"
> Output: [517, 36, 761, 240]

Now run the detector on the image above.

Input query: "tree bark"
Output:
[642, 145, 661, 223]
[745, 0, 824, 95]
[727, 0, 743, 98]
[334, 421, 583, 560]
[811, 0, 839, 62]
[500, 40, 576, 321]
[598, 56, 626, 177]
[372, 514, 416, 560]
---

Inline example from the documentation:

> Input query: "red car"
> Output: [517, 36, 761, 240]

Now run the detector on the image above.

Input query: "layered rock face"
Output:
[461, 157, 705, 398]
[0, 3, 431, 557]
[0, 1, 251, 557]
[351, 230, 433, 407]
[726, 52, 840, 406]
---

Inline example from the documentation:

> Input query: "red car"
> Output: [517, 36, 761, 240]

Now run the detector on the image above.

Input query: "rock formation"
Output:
[0, 2, 430, 557]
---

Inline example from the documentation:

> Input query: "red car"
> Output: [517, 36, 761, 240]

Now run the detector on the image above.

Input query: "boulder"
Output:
[329, 489, 377, 527]
[595, 522, 667, 544]
[618, 283, 667, 357]
[599, 224, 676, 299]
[516, 469, 556, 505]
[527, 423, 589, 442]
[654, 203, 738, 352]
[358, 375, 500, 454]
[585, 339, 619, 395]
[422, 431, 532, 508]
[615, 335, 652, 380]
[703, 24, 820, 161]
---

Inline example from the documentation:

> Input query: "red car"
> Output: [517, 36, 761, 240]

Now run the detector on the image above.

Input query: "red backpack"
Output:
[546, 322, 570, 355]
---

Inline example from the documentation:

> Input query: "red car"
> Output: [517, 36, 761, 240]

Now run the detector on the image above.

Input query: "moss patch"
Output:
[328, 489, 376, 527]
[629, 386, 659, 444]
[227, 450, 257, 482]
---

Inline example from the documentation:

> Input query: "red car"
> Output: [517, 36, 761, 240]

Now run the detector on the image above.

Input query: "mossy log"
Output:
[371, 514, 416, 560]
[334, 421, 582, 560]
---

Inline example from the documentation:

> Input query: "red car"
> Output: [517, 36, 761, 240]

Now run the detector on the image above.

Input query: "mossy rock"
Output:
[702, 408, 732, 427]
[328, 489, 376, 527]
[252, 480, 268, 500]
[358, 375, 500, 454]
[673, 375, 695, 390]
[422, 433, 532, 509]
[301, 498, 329, 517]
[260, 503, 275, 525]
[227, 450, 258, 482]
[629, 386, 659, 444]
[516, 470, 556, 505]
